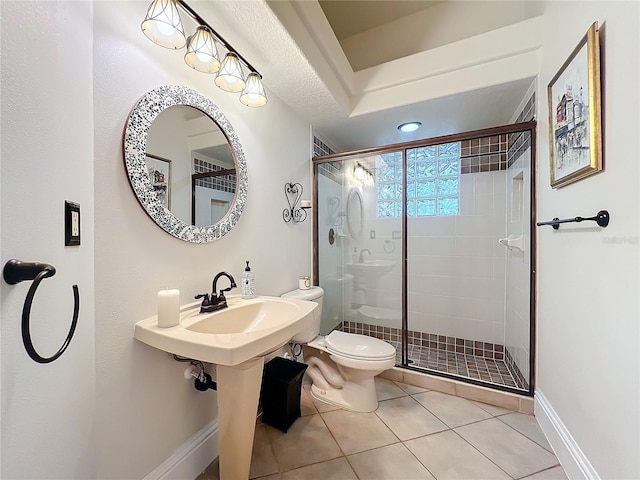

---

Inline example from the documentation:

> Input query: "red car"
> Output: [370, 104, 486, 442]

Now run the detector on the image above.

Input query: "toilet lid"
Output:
[325, 330, 396, 361]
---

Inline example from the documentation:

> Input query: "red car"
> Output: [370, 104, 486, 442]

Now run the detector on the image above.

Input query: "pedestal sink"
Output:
[346, 260, 395, 305]
[134, 295, 318, 480]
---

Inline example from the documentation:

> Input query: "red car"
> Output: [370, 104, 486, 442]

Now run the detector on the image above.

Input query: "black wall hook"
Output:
[3, 259, 80, 364]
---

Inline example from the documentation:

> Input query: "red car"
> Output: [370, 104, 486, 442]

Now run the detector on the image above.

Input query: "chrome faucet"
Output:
[195, 272, 237, 313]
[358, 249, 371, 263]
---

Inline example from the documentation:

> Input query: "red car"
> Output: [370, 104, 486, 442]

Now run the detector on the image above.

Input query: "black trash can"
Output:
[261, 357, 308, 433]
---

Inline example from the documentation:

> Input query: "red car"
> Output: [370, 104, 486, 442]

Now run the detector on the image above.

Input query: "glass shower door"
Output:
[405, 131, 533, 392]
[315, 154, 403, 362]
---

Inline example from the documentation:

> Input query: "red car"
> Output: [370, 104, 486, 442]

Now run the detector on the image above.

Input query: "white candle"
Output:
[157, 289, 180, 328]
[300, 200, 312, 209]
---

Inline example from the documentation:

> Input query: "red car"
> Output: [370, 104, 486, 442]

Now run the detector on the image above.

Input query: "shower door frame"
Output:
[313, 121, 537, 397]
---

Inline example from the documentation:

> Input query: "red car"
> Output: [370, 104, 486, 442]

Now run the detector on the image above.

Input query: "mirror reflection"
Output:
[145, 105, 236, 228]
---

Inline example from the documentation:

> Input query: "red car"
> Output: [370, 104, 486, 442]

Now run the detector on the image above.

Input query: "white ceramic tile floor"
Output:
[200, 378, 567, 480]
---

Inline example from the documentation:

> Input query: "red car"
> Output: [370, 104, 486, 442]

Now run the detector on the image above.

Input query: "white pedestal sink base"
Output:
[217, 357, 264, 480]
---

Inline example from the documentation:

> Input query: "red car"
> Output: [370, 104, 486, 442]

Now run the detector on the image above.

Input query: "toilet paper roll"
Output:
[157, 289, 180, 328]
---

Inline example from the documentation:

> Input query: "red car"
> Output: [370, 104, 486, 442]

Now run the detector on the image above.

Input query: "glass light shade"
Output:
[215, 53, 246, 93]
[141, 0, 186, 49]
[240, 73, 268, 107]
[184, 26, 221, 73]
[397, 121, 422, 133]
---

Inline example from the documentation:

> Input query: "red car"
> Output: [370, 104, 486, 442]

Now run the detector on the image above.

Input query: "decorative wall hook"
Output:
[283, 182, 310, 223]
[3, 259, 79, 364]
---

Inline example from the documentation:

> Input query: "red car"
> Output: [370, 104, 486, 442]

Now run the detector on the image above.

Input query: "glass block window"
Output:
[376, 142, 460, 217]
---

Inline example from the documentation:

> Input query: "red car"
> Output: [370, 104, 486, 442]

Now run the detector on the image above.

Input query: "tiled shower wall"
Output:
[406, 169, 507, 345]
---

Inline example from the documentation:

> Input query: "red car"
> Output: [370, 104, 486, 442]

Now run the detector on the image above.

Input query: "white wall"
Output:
[93, 2, 312, 478]
[535, 2, 639, 478]
[1, 2, 96, 478]
[1, 1, 312, 478]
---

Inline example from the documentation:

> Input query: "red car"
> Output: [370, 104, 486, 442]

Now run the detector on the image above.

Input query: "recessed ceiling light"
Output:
[397, 121, 422, 133]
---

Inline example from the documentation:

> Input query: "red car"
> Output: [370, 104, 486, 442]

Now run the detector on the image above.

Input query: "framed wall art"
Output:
[547, 22, 602, 188]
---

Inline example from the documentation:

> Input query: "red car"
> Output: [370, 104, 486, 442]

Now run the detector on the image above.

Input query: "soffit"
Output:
[197, 1, 539, 152]
[318, 1, 441, 40]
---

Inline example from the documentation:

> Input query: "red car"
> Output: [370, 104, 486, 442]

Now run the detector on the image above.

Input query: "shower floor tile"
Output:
[390, 342, 521, 389]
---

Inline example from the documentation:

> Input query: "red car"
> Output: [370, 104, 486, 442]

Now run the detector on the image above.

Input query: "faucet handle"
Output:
[194, 293, 210, 306]
[219, 285, 235, 294]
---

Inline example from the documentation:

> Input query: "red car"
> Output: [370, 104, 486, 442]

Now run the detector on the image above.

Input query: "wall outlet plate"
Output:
[370, 230, 376, 239]
[65, 200, 80, 246]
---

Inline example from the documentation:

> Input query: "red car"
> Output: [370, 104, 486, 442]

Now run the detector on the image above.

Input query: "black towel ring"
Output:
[3, 259, 80, 364]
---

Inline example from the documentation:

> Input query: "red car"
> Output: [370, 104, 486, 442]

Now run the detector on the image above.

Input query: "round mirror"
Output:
[123, 85, 247, 243]
[346, 187, 363, 238]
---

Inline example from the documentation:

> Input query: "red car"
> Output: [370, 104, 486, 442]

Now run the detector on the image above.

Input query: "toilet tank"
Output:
[281, 286, 323, 343]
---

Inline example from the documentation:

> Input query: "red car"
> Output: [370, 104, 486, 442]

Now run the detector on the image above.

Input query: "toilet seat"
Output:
[325, 330, 396, 361]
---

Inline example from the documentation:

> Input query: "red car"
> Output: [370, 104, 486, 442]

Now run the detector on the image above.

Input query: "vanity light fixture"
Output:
[141, 0, 267, 107]
[353, 162, 374, 186]
[397, 121, 422, 133]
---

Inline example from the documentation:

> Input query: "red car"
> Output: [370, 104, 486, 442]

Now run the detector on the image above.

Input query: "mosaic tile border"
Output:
[504, 348, 528, 390]
[338, 321, 529, 390]
[515, 92, 536, 124]
[507, 93, 536, 168]
[313, 136, 336, 158]
[340, 321, 505, 360]
[460, 134, 509, 174]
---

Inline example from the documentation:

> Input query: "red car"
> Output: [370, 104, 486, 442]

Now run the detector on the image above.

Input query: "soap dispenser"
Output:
[241, 261, 255, 299]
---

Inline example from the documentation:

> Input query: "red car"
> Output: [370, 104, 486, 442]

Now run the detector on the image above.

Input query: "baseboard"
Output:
[535, 390, 599, 480]
[141, 420, 219, 480]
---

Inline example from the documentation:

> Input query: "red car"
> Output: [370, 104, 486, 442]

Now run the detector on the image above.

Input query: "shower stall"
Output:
[313, 122, 536, 395]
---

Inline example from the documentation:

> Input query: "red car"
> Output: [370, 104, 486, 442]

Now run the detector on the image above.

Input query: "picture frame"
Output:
[145, 153, 172, 209]
[547, 22, 602, 188]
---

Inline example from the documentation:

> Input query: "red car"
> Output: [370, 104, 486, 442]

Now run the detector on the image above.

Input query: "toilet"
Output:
[281, 286, 396, 413]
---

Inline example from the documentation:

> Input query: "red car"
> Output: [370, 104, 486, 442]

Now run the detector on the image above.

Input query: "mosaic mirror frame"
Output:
[124, 85, 248, 243]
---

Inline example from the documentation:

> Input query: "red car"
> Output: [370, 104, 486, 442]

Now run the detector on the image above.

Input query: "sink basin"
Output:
[134, 295, 317, 366]
[346, 259, 395, 274]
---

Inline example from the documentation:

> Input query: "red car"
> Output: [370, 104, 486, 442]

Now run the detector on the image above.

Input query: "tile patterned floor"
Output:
[198, 378, 565, 480]
[391, 342, 522, 389]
